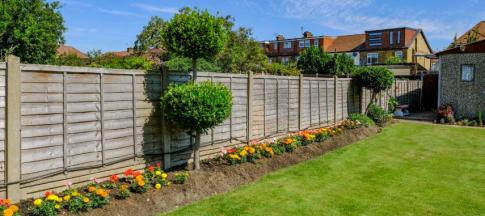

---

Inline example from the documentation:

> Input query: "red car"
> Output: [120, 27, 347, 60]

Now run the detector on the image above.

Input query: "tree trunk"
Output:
[193, 132, 201, 170]
[192, 58, 197, 83]
[365, 91, 377, 113]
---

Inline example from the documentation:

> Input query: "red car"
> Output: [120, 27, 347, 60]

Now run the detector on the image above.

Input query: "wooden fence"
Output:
[0, 57, 422, 201]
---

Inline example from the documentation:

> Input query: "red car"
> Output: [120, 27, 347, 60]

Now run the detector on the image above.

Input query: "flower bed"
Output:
[220, 119, 364, 165]
[21, 163, 189, 216]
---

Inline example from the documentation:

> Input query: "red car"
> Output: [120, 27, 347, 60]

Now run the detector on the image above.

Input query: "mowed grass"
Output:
[162, 122, 485, 216]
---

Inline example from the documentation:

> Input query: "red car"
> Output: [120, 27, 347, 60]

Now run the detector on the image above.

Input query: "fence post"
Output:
[333, 76, 338, 126]
[161, 69, 172, 170]
[246, 71, 253, 144]
[298, 74, 303, 130]
[6, 55, 21, 202]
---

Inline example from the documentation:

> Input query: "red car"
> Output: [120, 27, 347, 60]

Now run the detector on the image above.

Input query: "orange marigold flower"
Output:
[88, 186, 96, 193]
[8, 205, 18, 213]
[147, 166, 154, 172]
[3, 208, 13, 216]
[137, 181, 145, 187]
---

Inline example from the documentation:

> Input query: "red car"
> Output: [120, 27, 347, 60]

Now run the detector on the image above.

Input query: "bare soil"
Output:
[75, 126, 380, 216]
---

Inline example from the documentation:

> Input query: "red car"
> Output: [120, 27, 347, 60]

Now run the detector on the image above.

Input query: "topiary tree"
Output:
[297, 47, 333, 74]
[161, 7, 228, 80]
[161, 81, 232, 169]
[355, 66, 395, 112]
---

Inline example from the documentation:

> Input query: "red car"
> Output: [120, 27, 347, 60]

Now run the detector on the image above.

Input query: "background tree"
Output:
[134, 16, 165, 51]
[355, 66, 395, 112]
[297, 47, 333, 74]
[217, 27, 268, 73]
[162, 7, 228, 80]
[0, 0, 65, 63]
[332, 53, 356, 77]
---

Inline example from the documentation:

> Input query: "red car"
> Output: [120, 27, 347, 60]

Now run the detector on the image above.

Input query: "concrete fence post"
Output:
[161, 69, 172, 170]
[333, 76, 338, 126]
[298, 74, 303, 130]
[246, 71, 254, 144]
[6, 55, 22, 202]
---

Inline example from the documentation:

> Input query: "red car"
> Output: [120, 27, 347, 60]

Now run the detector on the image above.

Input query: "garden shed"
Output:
[436, 40, 485, 118]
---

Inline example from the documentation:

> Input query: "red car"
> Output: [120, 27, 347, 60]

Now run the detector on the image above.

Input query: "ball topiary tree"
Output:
[296, 47, 333, 74]
[161, 81, 232, 169]
[161, 7, 228, 80]
[355, 66, 395, 112]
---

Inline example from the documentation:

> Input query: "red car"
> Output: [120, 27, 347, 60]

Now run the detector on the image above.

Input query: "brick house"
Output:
[260, 27, 434, 75]
[260, 31, 364, 65]
[436, 40, 485, 118]
[356, 27, 434, 73]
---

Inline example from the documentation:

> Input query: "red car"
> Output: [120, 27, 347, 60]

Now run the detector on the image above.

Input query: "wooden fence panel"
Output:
[0, 64, 5, 184]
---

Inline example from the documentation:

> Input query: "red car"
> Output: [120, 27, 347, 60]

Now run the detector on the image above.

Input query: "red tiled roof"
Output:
[325, 34, 365, 53]
[57, 45, 88, 59]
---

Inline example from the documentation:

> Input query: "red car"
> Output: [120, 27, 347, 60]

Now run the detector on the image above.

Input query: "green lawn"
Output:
[162, 122, 485, 216]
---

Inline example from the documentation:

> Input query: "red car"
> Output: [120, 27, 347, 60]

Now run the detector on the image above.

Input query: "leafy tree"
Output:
[90, 54, 155, 70]
[0, 0, 65, 63]
[164, 56, 221, 72]
[265, 62, 301, 76]
[297, 47, 333, 74]
[216, 27, 268, 73]
[332, 53, 356, 77]
[385, 56, 402, 65]
[161, 82, 232, 169]
[134, 16, 165, 51]
[355, 66, 395, 112]
[162, 7, 228, 79]
[87, 49, 103, 59]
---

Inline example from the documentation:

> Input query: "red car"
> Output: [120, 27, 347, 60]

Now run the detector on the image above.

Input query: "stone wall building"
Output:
[436, 40, 485, 118]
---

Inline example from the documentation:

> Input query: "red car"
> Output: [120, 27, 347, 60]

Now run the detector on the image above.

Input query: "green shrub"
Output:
[348, 113, 374, 127]
[355, 67, 395, 112]
[265, 62, 301, 76]
[161, 81, 232, 134]
[367, 104, 392, 125]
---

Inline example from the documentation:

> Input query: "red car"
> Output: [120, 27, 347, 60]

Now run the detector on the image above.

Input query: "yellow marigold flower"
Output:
[248, 147, 255, 154]
[46, 194, 59, 201]
[57, 197, 63, 202]
[135, 175, 144, 181]
[54, 204, 61, 209]
[3, 209, 13, 216]
[33, 199, 42, 206]
[137, 180, 145, 187]
[83, 197, 90, 203]
[71, 191, 79, 197]
[155, 183, 161, 189]
[120, 184, 129, 190]
[87, 186, 96, 193]
[244, 146, 250, 151]
[161, 173, 168, 179]
[239, 150, 247, 157]
[155, 171, 162, 176]
[9, 205, 19, 213]
[63, 195, 71, 201]
[283, 138, 293, 145]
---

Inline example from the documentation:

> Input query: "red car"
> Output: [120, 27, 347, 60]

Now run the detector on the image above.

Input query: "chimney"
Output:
[276, 35, 285, 41]
[127, 47, 134, 53]
[303, 31, 313, 38]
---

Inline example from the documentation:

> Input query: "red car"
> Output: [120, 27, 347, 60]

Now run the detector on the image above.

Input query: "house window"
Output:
[369, 32, 383, 37]
[299, 40, 305, 48]
[395, 50, 403, 59]
[314, 40, 319, 47]
[390, 31, 394, 45]
[367, 53, 379, 65]
[284, 41, 292, 49]
[274, 42, 278, 50]
[369, 38, 382, 46]
[397, 31, 401, 44]
[305, 40, 311, 47]
[461, 64, 475, 81]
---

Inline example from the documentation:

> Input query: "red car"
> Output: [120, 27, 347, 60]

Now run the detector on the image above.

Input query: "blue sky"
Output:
[57, 0, 485, 53]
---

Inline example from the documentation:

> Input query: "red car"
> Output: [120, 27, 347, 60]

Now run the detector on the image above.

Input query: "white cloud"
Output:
[275, 0, 460, 40]
[131, 3, 178, 14]
[97, 8, 143, 17]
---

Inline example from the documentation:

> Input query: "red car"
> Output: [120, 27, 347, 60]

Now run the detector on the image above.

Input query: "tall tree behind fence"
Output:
[0, 56, 422, 201]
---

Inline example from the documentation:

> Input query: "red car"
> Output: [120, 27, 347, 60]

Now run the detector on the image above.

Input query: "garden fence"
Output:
[0, 56, 422, 201]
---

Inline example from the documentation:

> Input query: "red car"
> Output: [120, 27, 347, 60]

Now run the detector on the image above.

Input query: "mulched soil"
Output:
[74, 126, 381, 216]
